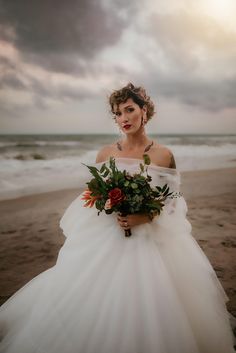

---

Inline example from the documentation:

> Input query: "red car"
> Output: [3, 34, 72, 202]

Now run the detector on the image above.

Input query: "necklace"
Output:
[116, 140, 154, 152]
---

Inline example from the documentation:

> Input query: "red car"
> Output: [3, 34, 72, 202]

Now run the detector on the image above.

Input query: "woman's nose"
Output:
[120, 113, 128, 122]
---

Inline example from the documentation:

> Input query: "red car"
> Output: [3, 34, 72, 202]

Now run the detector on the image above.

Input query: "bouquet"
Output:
[81, 154, 178, 237]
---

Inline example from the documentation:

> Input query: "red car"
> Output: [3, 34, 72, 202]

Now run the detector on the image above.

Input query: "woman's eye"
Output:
[114, 108, 133, 117]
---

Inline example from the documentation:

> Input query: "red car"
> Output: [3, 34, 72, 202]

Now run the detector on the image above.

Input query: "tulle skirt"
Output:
[0, 194, 235, 353]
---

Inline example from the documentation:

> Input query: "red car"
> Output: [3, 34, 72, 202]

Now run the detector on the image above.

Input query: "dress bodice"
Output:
[94, 157, 181, 193]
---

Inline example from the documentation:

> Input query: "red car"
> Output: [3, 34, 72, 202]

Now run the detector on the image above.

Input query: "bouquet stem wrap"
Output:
[120, 212, 132, 237]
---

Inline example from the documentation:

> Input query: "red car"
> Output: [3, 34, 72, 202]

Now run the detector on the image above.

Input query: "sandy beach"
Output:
[0, 167, 235, 319]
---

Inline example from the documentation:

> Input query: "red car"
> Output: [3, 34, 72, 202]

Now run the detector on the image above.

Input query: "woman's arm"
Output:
[167, 149, 176, 169]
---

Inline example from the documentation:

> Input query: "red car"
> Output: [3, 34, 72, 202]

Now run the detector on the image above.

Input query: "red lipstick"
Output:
[123, 124, 131, 129]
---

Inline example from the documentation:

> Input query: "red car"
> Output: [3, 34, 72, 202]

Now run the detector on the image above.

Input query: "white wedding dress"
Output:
[0, 158, 235, 353]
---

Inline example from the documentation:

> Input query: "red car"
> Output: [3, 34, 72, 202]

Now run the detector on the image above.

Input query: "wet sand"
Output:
[0, 167, 235, 319]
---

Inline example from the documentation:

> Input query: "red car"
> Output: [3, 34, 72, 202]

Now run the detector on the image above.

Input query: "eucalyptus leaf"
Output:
[143, 154, 151, 165]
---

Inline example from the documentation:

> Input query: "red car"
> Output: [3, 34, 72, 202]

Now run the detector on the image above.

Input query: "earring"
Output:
[142, 114, 147, 126]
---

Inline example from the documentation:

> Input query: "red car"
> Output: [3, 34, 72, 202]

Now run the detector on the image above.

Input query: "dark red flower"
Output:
[108, 188, 125, 206]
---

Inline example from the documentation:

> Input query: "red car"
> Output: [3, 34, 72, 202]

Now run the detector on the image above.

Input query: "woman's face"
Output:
[113, 98, 146, 134]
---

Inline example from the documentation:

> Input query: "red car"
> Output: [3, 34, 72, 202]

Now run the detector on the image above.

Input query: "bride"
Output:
[0, 82, 235, 353]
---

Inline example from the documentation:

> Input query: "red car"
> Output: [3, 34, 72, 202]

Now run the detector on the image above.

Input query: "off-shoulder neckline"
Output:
[95, 157, 180, 176]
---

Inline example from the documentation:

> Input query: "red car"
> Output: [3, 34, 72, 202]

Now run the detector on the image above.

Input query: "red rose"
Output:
[108, 188, 125, 206]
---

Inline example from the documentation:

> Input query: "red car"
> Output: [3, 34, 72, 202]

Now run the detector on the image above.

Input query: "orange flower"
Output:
[81, 189, 100, 208]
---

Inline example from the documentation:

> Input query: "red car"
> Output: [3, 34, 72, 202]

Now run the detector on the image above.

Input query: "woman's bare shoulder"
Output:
[95, 143, 117, 163]
[151, 142, 176, 169]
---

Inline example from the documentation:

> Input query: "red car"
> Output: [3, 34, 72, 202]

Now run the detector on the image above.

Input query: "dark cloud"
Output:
[0, 47, 132, 119]
[24, 53, 87, 75]
[0, 0, 135, 73]
[0, 2, 235, 118]
[0, 0, 136, 116]
[0, 23, 15, 42]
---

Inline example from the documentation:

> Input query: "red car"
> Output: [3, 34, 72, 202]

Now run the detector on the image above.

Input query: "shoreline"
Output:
[0, 167, 235, 316]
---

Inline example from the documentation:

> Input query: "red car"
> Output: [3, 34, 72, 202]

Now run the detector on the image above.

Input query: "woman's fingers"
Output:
[117, 215, 130, 229]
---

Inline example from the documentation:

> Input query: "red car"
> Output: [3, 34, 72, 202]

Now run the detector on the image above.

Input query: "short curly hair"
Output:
[108, 82, 156, 121]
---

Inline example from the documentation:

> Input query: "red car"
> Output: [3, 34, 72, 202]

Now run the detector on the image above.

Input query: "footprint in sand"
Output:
[221, 239, 236, 248]
[1, 230, 17, 234]
[228, 288, 236, 295]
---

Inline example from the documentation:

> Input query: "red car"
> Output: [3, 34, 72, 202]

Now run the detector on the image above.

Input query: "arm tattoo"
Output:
[169, 153, 176, 169]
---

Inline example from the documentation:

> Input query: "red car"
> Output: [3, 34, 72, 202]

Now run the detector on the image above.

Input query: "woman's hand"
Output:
[117, 213, 157, 230]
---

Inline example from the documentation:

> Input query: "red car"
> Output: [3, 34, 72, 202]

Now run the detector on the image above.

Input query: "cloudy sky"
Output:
[0, 0, 236, 134]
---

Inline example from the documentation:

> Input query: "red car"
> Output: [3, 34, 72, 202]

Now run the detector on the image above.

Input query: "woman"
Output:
[96, 82, 177, 231]
[0, 83, 235, 353]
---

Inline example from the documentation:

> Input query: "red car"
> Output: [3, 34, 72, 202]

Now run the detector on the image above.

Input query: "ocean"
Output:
[0, 134, 236, 201]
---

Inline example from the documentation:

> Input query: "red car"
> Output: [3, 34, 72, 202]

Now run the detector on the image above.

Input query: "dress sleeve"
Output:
[161, 172, 183, 216]
[155, 172, 192, 233]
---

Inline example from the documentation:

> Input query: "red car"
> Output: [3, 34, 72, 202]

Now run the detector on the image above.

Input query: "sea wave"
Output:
[0, 141, 82, 148]
[0, 144, 236, 201]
